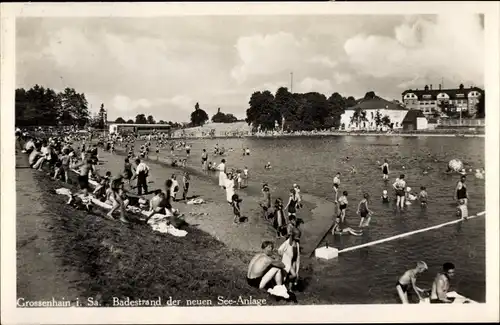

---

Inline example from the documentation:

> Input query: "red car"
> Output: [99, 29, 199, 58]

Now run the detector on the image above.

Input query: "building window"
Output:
[423, 95, 432, 99]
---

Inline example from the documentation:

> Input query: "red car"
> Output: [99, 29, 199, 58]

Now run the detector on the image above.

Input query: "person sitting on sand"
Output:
[396, 261, 428, 304]
[332, 216, 363, 236]
[278, 228, 301, 291]
[247, 241, 286, 290]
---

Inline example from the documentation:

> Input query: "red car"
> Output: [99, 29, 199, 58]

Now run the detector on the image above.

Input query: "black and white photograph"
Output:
[1, 2, 499, 324]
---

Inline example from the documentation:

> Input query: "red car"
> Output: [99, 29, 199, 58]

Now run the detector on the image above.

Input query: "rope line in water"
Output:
[338, 211, 486, 254]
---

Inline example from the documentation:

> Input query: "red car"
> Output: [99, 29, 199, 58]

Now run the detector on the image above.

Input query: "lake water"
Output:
[139, 135, 486, 303]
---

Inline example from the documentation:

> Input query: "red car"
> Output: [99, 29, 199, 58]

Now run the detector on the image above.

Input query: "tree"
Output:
[374, 110, 383, 127]
[345, 96, 357, 108]
[381, 115, 392, 127]
[147, 115, 156, 124]
[58, 87, 90, 128]
[364, 91, 376, 100]
[190, 102, 209, 127]
[211, 108, 226, 123]
[96, 103, 107, 129]
[475, 93, 485, 118]
[135, 114, 148, 124]
[126, 119, 134, 124]
[246, 91, 279, 132]
[350, 107, 367, 127]
[115, 117, 126, 123]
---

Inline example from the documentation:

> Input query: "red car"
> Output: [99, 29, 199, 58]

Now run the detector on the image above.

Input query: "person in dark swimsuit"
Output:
[285, 188, 297, 218]
[381, 159, 389, 180]
[455, 175, 468, 205]
[201, 149, 208, 170]
[357, 193, 373, 228]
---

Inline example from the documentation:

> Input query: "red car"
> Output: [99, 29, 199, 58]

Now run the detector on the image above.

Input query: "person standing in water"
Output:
[185, 143, 191, 157]
[381, 159, 390, 180]
[430, 262, 456, 303]
[393, 174, 406, 209]
[333, 172, 341, 188]
[455, 175, 468, 205]
[357, 193, 374, 228]
[337, 191, 349, 223]
[396, 261, 428, 304]
[260, 184, 272, 219]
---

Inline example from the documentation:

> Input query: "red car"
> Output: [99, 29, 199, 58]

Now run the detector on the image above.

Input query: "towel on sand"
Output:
[267, 285, 289, 299]
[187, 198, 205, 205]
[147, 210, 187, 237]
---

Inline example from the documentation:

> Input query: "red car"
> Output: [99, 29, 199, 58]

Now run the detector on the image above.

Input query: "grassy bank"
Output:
[18, 152, 292, 306]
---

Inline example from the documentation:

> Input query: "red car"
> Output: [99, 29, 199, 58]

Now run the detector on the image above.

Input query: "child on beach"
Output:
[260, 184, 272, 219]
[293, 184, 303, 209]
[357, 193, 374, 228]
[338, 191, 348, 223]
[456, 199, 469, 219]
[236, 171, 243, 189]
[231, 194, 242, 224]
[182, 171, 190, 201]
[171, 174, 180, 201]
[243, 167, 249, 187]
[382, 190, 390, 203]
[418, 186, 428, 207]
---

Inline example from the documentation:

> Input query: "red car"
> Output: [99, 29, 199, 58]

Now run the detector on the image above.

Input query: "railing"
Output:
[439, 119, 485, 127]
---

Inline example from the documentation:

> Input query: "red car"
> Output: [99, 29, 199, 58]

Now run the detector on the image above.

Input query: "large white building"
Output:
[401, 83, 483, 116]
[340, 94, 409, 130]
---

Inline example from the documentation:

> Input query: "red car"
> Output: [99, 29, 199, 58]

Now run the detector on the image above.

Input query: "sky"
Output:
[16, 14, 484, 123]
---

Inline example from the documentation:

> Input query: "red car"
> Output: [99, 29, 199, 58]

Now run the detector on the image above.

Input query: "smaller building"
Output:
[402, 110, 427, 131]
[340, 93, 409, 130]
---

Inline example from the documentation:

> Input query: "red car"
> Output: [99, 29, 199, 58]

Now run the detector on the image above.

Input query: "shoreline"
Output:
[170, 132, 485, 140]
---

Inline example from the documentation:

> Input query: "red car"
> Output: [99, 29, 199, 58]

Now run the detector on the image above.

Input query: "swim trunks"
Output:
[360, 211, 369, 218]
[339, 204, 347, 210]
[396, 189, 405, 197]
[396, 281, 409, 293]
[78, 175, 89, 190]
[247, 276, 263, 288]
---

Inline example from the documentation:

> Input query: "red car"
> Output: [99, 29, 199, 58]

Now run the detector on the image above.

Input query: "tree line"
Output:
[245, 87, 357, 132]
[114, 115, 182, 128]
[16, 85, 91, 128]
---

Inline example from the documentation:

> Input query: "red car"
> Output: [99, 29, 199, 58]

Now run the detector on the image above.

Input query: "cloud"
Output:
[297, 78, 333, 95]
[343, 15, 484, 87]
[231, 32, 308, 84]
[333, 72, 352, 85]
[308, 55, 338, 68]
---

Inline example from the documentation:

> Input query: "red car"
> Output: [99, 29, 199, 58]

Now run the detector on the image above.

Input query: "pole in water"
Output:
[313, 211, 485, 260]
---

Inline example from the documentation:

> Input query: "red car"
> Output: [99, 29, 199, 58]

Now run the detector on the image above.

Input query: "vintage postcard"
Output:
[1, 2, 499, 324]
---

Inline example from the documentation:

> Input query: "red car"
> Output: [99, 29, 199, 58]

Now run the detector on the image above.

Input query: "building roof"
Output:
[347, 95, 407, 111]
[401, 85, 484, 100]
[402, 110, 426, 124]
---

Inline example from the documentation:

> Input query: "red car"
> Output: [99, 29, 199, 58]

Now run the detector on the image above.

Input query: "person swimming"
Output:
[332, 216, 363, 236]
[265, 162, 272, 169]
[381, 190, 390, 203]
